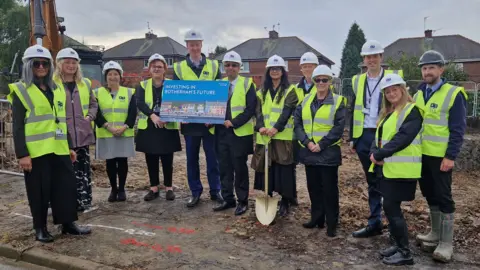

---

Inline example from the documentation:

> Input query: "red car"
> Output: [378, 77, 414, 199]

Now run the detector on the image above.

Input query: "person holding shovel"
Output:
[369, 73, 423, 265]
[293, 65, 345, 237]
[252, 55, 302, 217]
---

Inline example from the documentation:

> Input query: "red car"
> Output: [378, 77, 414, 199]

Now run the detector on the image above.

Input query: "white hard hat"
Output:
[148, 53, 167, 67]
[361, 40, 384, 56]
[222, 51, 242, 64]
[380, 73, 406, 90]
[312, 65, 333, 79]
[102, 61, 123, 76]
[266, 55, 286, 68]
[300, 52, 319, 65]
[22, 44, 52, 63]
[56, 48, 80, 61]
[184, 30, 203, 41]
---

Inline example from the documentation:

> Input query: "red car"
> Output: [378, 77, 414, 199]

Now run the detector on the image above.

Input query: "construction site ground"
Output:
[0, 142, 479, 269]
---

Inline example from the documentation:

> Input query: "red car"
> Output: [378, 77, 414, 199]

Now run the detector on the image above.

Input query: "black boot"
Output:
[108, 189, 117, 202]
[380, 227, 398, 257]
[303, 216, 325, 229]
[382, 217, 414, 265]
[278, 198, 290, 217]
[61, 222, 92, 235]
[35, 227, 54, 243]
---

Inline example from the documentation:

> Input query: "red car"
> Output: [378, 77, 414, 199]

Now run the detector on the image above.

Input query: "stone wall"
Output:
[455, 134, 480, 171]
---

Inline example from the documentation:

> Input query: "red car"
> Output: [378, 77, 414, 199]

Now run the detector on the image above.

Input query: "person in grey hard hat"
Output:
[173, 30, 222, 208]
[413, 50, 467, 263]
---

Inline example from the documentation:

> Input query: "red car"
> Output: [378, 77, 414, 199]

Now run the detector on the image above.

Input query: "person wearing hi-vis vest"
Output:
[293, 65, 346, 237]
[369, 73, 423, 266]
[212, 51, 256, 216]
[94, 61, 137, 203]
[136, 53, 181, 202]
[413, 50, 467, 263]
[349, 40, 404, 238]
[53, 48, 98, 212]
[8, 45, 91, 243]
[252, 55, 301, 217]
[173, 30, 222, 208]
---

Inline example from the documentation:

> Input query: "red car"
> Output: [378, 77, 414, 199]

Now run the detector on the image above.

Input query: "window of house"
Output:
[166, 58, 174, 67]
[115, 60, 123, 67]
[143, 59, 149, 68]
[455, 63, 464, 71]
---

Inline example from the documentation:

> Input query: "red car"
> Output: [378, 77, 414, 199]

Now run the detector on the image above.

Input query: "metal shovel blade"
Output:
[255, 195, 279, 225]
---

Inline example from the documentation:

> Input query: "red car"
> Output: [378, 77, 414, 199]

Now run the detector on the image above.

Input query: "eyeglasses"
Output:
[270, 67, 282, 71]
[224, 63, 239, 68]
[33, 60, 49, 68]
[314, 78, 330, 83]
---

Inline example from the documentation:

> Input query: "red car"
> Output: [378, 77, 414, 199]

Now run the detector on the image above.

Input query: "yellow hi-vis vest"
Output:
[137, 78, 179, 130]
[256, 85, 297, 144]
[53, 77, 92, 117]
[94, 86, 135, 138]
[7, 82, 69, 158]
[173, 58, 218, 134]
[300, 90, 345, 147]
[368, 103, 423, 178]
[224, 76, 254, 137]
[413, 83, 467, 157]
[352, 69, 404, 139]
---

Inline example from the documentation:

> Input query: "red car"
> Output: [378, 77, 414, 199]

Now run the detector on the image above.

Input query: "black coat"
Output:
[135, 83, 181, 155]
[294, 91, 346, 166]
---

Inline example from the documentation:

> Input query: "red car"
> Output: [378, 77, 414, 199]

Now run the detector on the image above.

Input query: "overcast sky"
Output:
[56, 0, 480, 74]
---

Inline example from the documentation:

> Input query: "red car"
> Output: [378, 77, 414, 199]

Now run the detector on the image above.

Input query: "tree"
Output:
[339, 22, 366, 79]
[0, 0, 30, 74]
[214, 45, 227, 55]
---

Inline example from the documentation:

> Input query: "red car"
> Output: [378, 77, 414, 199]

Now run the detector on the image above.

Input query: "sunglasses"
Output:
[314, 78, 330, 83]
[224, 63, 239, 68]
[270, 67, 282, 71]
[33, 60, 50, 68]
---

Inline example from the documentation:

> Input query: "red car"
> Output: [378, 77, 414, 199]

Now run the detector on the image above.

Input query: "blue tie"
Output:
[426, 87, 433, 101]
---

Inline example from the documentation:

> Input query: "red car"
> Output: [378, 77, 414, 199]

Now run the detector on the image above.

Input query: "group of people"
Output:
[8, 29, 466, 267]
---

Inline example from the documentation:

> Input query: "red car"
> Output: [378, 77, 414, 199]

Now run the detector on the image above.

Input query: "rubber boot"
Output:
[416, 206, 440, 245]
[383, 217, 414, 266]
[433, 213, 454, 263]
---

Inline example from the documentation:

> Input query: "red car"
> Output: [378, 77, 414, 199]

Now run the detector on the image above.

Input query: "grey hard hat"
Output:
[418, 50, 445, 67]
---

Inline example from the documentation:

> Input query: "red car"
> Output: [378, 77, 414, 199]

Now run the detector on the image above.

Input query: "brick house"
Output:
[214, 30, 335, 86]
[383, 30, 480, 82]
[102, 33, 187, 85]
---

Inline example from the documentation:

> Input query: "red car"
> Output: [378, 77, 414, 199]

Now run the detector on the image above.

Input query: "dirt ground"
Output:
[0, 139, 479, 269]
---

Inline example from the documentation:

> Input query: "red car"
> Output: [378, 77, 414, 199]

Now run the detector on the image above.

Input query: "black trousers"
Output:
[419, 155, 455, 213]
[383, 198, 409, 248]
[106, 158, 128, 192]
[24, 154, 78, 229]
[217, 133, 249, 204]
[145, 153, 173, 187]
[305, 165, 339, 228]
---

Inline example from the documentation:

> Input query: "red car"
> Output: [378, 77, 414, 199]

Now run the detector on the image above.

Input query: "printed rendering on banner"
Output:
[160, 80, 229, 124]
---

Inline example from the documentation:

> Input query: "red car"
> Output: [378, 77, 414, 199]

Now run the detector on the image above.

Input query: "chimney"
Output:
[145, 32, 157, 39]
[269, 30, 279, 39]
[424, 29, 433, 38]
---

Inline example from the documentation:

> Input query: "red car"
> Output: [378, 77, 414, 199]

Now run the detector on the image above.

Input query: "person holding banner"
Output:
[252, 55, 301, 217]
[53, 48, 97, 212]
[94, 61, 137, 203]
[136, 53, 181, 202]
[293, 65, 345, 237]
[173, 30, 222, 208]
[212, 51, 256, 215]
[369, 73, 422, 265]
[9, 44, 91, 242]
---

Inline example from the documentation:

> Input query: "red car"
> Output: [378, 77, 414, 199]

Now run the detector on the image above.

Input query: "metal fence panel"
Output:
[0, 99, 23, 176]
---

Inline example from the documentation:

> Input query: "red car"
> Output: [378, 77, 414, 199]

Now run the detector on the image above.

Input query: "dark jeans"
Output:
[419, 155, 455, 213]
[356, 128, 382, 227]
[145, 153, 173, 187]
[185, 134, 220, 197]
[106, 158, 128, 192]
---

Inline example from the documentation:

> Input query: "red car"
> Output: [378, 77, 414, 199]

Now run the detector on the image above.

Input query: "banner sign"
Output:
[159, 80, 229, 124]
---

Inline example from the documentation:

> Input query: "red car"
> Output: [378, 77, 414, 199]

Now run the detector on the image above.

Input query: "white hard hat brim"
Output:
[381, 82, 406, 90]
[361, 49, 385, 56]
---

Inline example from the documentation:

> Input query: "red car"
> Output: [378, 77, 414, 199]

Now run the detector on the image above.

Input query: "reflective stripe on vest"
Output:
[225, 76, 254, 137]
[300, 92, 343, 147]
[370, 103, 422, 179]
[256, 85, 297, 144]
[7, 82, 69, 158]
[352, 69, 404, 139]
[137, 78, 178, 130]
[413, 83, 467, 157]
[174, 59, 218, 81]
[94, 86, 134, 138]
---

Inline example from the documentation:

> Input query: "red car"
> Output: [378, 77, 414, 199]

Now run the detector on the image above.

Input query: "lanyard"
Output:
[365, 72, 384, 108]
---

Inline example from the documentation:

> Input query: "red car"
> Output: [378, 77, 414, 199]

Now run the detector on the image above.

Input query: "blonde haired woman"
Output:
[53, 48, 97, 212]
[369, 73, 423, 265]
